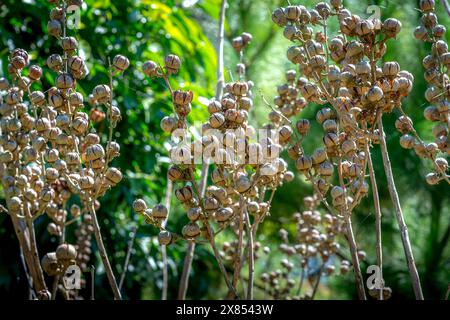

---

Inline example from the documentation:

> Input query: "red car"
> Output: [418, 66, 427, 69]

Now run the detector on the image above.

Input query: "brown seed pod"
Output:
[133, 199, 147, 213]
[92, 84, 111, 102]
[203, 197, 219, 211]
[296, 119, 311, 135]
[56, 73, 75, 90]
[41, 252, 60, 276]
[209, 113, 225, 128]
[152, 204, 168, 219]
[175, 185, 193, 202]
[143, 60, 159, 77]
[160, 116, 177, 133]
[28, 65, 43, 81]
[164, 54, 181, 74]
[158, 230, 172, 245]
[295, 155, 313, 171]
[235, 175, 251, 193]
[105, 167, 123, 185]
[173, 90, 193, 106]
[112, 54, 130, 72]
[182, 222, 201, 238]
[56, 244, 77, 261]
[382, 18, 401, 38]
[187, 207, 202, 221]
[215, 207, 233, 222]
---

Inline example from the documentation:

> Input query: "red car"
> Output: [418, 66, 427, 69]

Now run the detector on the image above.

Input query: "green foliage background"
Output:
[0, 0, 448, 299]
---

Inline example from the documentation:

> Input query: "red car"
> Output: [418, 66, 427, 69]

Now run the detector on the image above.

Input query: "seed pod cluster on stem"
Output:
[269, 0, 425, 299]
[135, 32, 298, 299]
[0, 0, 127, 300]
[407, 0, 450, 185]
[250, 195, 348, 300]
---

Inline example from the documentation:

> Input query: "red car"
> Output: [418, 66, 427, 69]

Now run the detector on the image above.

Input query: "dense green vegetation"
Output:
[0, 0, 448, 299]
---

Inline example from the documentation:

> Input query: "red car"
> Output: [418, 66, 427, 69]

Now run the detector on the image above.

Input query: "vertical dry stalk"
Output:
[311, 264, 325, 300]
[118, 225, 137, 293]
[337, 156, 366, 300]
[177, 241, 196, 300]
[231, 197, 245, 297]
[344, 216, 367, 300]
[377, 116, 424, 300]
[24, 203, 47, 295]
[161, 176, 173, 300]
[88, 203, 122, 300]
[244, 209, 254, 300]
[441, 0, 450, 16]
[366, 145, 384, 300]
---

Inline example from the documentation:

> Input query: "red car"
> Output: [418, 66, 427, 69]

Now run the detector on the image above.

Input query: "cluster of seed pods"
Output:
[258, 196, 349, 300]
[133, 34, 299, 298]
[407, 0, 450, 185]
[269, 0, 413, 211]
[266, 0, 430, 300]
[0, 0, 128, 299]
[135, 37, 294, 240]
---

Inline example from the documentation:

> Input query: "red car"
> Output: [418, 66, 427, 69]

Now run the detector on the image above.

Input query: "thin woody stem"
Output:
[118, 225, 137, 293]
[244, 208, 254, 299]
[337, 157, 366, 300]
[87, 203, 122, 300]
[231, 196, 245, 297]
[161, 176, 173, 300]
[23, 202, 48, 297]
[366, 141, 384, 300]
[377, 115, 424, 300]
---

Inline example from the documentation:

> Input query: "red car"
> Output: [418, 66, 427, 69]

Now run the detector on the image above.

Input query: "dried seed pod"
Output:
[56, 73, 75, 90]
[168, 165, 183, 181]
[420, 0, 435, 12]
[312, 148, 328, 164]
[209, 113, 225, 128]
[296, 155, 313, 171]
[175, 186, 193, 202]
[215, 207, 233, 222]
[208, 100, 222, 114]
[60, 36, 77, 52]
[367, 86, 384, 102]
[382, 61, 400, 77]
[152, 204, 168, 220]
[382, 18, 401, 38]
[85, 144, 105, 162]
[164, 54, 181, 74]
[182, 222, 201, 238]
[296, 119, 311, 135]
[47, 19, 62, 37]
[47, 223, 60, 236]
[160, 116, 177, 133]
[133, 199, 147, 213]
[158, 230, 172, 245]
[56, 244, 77, 261]
[272, 7, 287, 27]
[143, 60, 159, 77]
[70, 204, 81, 218]
[187, 207, 202, 221]
[425, 172, 440, 185]
[279, 125, 293, 142]
[28, 65, 43, 81]
[105, 167, 123, 185]
[112, 55, 130, 72]
[92, 84, 111, 102]
[173, 90, 193, 106]
[204, 197, 220, 211]
[235, 175, 251, 193]
[41, 252, 59, 276]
